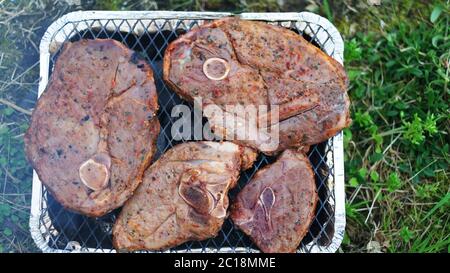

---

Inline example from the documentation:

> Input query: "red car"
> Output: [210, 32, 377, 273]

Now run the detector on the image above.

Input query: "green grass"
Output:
[0, 0, 448, 252]
[0, 0, 69, 252]
[335, 0, 449, 253]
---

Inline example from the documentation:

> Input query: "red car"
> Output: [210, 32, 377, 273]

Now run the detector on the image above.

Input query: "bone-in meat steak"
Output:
[230, 149, 318, 253]
[164, 18, 350, 154]
[113, 141, 252, 251]
[24, 39, 160, 217]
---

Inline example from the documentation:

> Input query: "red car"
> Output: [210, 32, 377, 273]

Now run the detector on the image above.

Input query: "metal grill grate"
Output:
[31, 11, 345, 253]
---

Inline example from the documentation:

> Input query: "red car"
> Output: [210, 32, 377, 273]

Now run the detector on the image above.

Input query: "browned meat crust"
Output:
[241, 146, 258, 170]
[24, 39, 160, 217]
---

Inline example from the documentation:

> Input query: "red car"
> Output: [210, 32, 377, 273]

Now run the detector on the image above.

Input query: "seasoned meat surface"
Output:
[241, 146, 258, 170]
[164, 18, 350, 154]
[230, 149, 318, 253]
[24, 39, 160, 217]
[113, 141, 251, 251]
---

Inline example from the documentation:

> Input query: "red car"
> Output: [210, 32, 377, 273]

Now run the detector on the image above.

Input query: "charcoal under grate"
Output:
[30, 11, 345, 253]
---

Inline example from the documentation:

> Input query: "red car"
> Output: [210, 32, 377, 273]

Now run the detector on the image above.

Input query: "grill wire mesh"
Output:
[38, 17, 337, 253]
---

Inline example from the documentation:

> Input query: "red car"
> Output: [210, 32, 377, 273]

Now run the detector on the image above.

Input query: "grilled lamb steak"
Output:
[230, 149, 318, 253]
[113, 141, 253, 251]
[164, 18, 350, 154]
[24, 39, 160, 217]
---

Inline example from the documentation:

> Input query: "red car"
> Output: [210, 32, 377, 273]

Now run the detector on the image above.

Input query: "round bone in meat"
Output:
[202, 57, 231, 81]
[79, 153, 111, 191]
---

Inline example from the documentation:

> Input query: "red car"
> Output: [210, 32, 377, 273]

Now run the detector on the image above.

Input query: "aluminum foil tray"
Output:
[29, 11, 346, 253]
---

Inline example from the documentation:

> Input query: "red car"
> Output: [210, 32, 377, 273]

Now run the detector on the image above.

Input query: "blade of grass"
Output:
[321, 0, 333, 22]
[421, 192, 450, 222]
[0, 98, 31, 116]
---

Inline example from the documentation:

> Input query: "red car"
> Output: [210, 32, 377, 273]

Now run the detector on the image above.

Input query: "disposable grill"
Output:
[30, 11, 346, 253]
